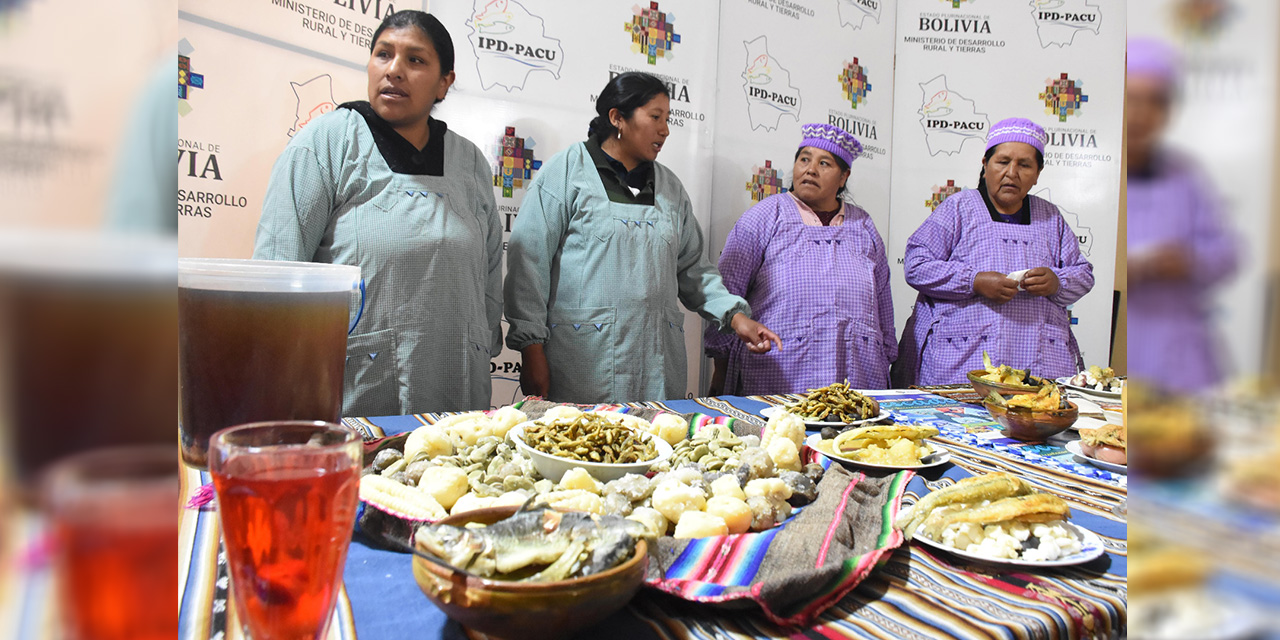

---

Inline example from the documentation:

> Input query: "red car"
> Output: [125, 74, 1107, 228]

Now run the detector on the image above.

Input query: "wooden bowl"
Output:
[983, 399, 1079, 442]
[967, 369, 1043, 399]
[412, 506, 649, 640]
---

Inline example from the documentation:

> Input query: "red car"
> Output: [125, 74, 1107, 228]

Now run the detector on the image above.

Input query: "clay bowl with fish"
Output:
[967, 369, 1045, 399]
[411, 504, 649, 640]
[983, 399, 1079, 442]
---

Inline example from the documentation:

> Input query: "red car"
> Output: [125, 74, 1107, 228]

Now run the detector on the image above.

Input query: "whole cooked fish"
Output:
[894, 472, 1033, 539]
[918, 493, 1071, 541]
[414, 500, 649, 581]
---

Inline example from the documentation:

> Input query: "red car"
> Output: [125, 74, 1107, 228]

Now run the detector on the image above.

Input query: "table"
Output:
[170, 390, 1126, 640]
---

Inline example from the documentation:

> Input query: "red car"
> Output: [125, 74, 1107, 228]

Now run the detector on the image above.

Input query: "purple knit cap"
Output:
[799, 123, 862, 167]
[1128, 37, 1179, 88]
[985, 117, 1048, 155]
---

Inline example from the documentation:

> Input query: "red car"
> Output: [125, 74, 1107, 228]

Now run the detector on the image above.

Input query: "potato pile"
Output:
[359, 406, 825, 540]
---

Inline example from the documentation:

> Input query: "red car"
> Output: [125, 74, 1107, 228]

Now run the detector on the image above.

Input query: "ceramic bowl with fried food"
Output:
[967, 369, 1044, 399]
[983, 399, 1079, 441]
[412, 505, 650, 640]
[508, 422, 673, 483]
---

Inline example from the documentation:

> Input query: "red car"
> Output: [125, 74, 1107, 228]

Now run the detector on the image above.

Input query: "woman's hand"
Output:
[519, 344, 551, 398]
[730, 313, 782, 354]
[973, 271, 1018, 303]
[1130, 245, 1191, 284]
[1022, 267, 1060, 297]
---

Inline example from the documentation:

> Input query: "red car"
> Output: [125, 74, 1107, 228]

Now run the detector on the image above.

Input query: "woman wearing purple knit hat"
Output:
[705, 123, 895, 395]
[1126, 37, 1237, 392]
[892, 117, 1094, 387]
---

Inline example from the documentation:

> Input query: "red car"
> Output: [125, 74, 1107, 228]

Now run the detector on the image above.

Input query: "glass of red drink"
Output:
[40, 445, 179, 640]
[178, 259, 360, 469]
[209, 421, 362, 640]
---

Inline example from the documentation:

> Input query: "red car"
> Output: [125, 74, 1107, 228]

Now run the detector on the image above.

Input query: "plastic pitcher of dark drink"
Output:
[178, 259, 360, 469]
[0, 231, 177, 493]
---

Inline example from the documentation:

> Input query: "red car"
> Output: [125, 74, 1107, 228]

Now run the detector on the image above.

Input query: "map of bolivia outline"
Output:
[466, 0, 565, 92]
[917, 75, 989, 156]
[742, 36, 802, 132]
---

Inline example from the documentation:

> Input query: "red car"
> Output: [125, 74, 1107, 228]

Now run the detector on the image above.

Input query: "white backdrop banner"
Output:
[886, 0, 1125, 369]
[178, 0, 1124, 406]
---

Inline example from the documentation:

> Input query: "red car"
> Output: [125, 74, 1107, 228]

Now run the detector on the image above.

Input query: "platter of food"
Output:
[895, 472, 1106, 566]
[358, 405, 825, 540]
[1064, 440, 1126, 474]
[1056, 365, 1125, 399]
[968, 352, 1047, 397]
[760, 381, 882, 426]
[760, 404, 882, 427]
[806, 424, 950, 471]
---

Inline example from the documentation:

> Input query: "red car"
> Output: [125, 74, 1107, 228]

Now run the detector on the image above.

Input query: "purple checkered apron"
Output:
[706, 194, 896, 394]
[894, 190, 1093, 386]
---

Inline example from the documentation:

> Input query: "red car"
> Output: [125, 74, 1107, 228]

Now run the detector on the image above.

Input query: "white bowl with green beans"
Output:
[508, 416, 674, 483]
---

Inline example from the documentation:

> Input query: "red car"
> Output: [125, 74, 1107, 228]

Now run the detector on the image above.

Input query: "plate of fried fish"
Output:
[894, 472, 1106, 566]
[806, 424, 949, 470]
[762, 381, 883, 426]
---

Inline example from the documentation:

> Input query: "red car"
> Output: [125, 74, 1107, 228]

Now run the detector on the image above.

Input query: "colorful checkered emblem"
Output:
[838, 58, 871, 110]
[745, 160, 787, 203]
[491, 126, 542, 198]
[1039, 73, 1088, 122]
[1174, 0, 1234, 41]
[942, 0, 977, 7]
[926, 180, 963, 211]
[626, 2, 680, 65]
[178, 39, 204, 117]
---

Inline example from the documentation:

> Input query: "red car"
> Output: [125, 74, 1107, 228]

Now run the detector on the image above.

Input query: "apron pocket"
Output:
[1034, 323, 1077, 378]
[546, 306, 617, 402]
[662, 308, 688, 398]
[920, 324, 994, 384]
[344, 327, 402, 417]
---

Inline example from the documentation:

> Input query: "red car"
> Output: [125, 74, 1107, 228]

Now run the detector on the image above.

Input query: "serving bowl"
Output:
[508, 421, 673, 483]
[983, 399, 1079, 441]
[967, 369, 1044, 399]
[411, 505, 649, 640]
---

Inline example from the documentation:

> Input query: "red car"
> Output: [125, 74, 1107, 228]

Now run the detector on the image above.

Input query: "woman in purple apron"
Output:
[893, 118, 1094, 387]
[1126, 38, 1237, 392]
[705, 124, 895, 395]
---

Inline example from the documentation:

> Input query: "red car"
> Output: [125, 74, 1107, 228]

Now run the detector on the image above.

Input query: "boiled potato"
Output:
[710, 475, 746, 501]
[490, 406, 528, 438]
[766, 437, 802, 472]
[543, 406, 584, 421]
[673, 511, 729, 539]
[744, 477, 792, 502]
[626, 506, 670, 538]
[542, 489, 605, 515]
[650, 413, 689, 445]
[705, 496, 752, 535]
[403, 424, 453, 462]
[651, 482, 707, 524]
[557, 467, 603, 494]
[418, 466, 469, 510]
[450, 492, 495, 515]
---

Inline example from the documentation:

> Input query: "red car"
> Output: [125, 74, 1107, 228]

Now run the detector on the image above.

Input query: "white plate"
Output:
[805, 433, 951, 470]
[912, 520, 1107, 567]
[1055, 376, 1124, 400]
[1064, 440, 1127, 474]
[761, 404, 883, 427]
